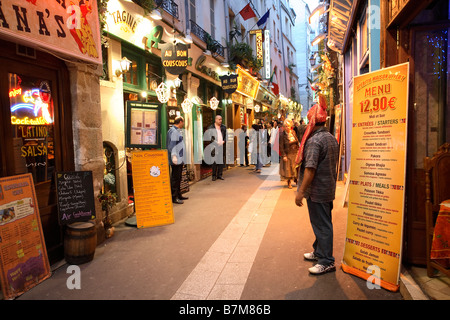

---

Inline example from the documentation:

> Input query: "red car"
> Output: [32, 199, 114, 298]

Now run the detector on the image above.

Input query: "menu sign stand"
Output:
[0, 174, 51, 300]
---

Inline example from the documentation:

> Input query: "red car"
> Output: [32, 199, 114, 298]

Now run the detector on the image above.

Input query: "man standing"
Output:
[269, 120, 279, 163]
[239, 125, 249, 167]
[167, 116, 188, 204]
[208, 115, 227, 181]
[295, 95, 339, 275]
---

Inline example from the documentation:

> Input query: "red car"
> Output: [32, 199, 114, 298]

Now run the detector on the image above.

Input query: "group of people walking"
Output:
[166, 94, 339, 276]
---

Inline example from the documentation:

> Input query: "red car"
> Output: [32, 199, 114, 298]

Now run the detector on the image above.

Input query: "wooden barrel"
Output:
[64, 222, 97, 265]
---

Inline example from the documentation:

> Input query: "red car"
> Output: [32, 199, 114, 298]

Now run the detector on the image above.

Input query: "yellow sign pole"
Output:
[342, 63, 410, 291]
[131, 150, 174, 228]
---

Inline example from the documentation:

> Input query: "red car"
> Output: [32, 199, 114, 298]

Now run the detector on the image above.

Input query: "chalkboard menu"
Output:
[56, 171, 96, 225]
[181, 165, 189, 194]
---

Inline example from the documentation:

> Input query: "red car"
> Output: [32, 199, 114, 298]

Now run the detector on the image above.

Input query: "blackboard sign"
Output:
[160, 42, 189, 75]
[181, 165, 189, 194]
[56, 171, 96, 225]
[220, 74, 238, 94]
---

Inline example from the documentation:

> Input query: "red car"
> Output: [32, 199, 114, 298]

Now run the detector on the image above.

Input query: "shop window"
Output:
[102, 142, 118, 196]
[123, 58, 138, 86]
[146, 63, 160, 92]
[9, 73, 56, 184]
[190, 0, 196, 23]
[358, 7, 369, 67]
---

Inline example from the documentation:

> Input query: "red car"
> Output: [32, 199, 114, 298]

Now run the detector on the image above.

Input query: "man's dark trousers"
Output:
[170, 164, 183, 200]
[306, 198, 334, 265]
[212, 162, 224, 179]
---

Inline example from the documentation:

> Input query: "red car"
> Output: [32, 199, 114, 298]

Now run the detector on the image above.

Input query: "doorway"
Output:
[0, 43, 74, 264]
[406, 23, 449, 265]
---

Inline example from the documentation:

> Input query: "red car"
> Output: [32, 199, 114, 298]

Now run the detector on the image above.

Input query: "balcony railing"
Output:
[190, 20, 225, 58]
[161, 0, 178, 19]
[133, 0, 179, 20]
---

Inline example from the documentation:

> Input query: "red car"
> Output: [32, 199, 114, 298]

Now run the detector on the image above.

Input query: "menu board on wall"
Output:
[342, 63, 409, 292]
[0, 174, 51, 300]
[126, 101, 161, 148]
[131, 150, 174, 228]
[55, 171, 96, 225]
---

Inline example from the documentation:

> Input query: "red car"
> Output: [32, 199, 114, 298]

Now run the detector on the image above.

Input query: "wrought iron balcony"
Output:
[161, 0, 178, 19]
[190, 20, 225, 58]
[132, 0, 179, 20]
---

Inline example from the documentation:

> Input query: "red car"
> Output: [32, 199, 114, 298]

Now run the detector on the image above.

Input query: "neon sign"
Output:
[10, 88, 53, 125]
[9, 88, 22, 98]
[11, 116, 50, 125]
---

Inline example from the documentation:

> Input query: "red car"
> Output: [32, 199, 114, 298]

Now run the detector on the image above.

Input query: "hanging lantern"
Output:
[254, 104, 261, 113]
[181, 98, 193, 113]
[156, 82, 170, 103]
[209, 97, 219, 110]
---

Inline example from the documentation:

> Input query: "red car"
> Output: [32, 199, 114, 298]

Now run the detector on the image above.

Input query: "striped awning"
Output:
[327, 0, 355, 54]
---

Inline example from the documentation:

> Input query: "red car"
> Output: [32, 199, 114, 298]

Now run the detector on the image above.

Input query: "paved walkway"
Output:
[17, 164, 402, 300]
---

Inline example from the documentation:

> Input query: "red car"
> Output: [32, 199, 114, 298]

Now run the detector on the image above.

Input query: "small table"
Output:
[430, 199, 450, 269]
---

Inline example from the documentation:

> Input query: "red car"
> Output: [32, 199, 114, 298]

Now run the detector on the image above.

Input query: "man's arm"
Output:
[295, 167, 316, 207]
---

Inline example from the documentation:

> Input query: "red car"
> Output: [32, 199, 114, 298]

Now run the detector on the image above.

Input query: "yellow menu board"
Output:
[0, 174, 51, 299]
[342, 63, 409, 292]
[131, 150, 174, 228]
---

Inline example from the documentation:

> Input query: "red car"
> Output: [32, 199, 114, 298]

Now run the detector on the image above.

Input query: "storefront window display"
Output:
[9, 73, 55, 184]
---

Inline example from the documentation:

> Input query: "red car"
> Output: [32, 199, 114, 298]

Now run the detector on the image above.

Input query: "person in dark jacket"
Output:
[206, 115, 227, 181]
[239, 124, 249, 167]
[167, 116, 188, 204]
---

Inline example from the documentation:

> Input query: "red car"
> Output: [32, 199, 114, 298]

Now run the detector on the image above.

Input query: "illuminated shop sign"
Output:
[250, 29, 263, 64]
[236, 65, 260, 99]
[0, 0, 101, 64]
[160, 42, 189, 75]
[10, 82, 54, 126]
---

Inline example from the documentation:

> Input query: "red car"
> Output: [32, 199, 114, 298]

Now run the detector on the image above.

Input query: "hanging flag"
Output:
[239, 3, 257, 21]
[271, 83, 279, 96]
[257, 9, 271, 28]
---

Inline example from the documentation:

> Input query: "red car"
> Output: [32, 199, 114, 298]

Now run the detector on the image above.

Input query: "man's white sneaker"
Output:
[308, 263, 336, 275]
[303, 252, 318, 261]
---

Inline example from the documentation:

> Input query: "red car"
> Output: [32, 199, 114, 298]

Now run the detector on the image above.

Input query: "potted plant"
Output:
[97, 191, 118, 238]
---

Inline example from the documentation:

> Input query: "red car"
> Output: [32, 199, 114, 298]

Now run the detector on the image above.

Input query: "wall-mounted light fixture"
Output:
[210, 97, 219, 110]
[115, 56, 132, 77]
[150, 9, 162, 20]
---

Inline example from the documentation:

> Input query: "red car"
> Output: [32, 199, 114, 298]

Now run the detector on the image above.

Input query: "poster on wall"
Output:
[342, 62, 409, 291]
[131, 150, 174, 228]
[0, 174, 51, 300]
[0, 0, 102, 65]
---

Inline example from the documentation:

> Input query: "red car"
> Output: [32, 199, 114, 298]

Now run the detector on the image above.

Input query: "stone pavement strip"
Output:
[171, 165, 282, 300]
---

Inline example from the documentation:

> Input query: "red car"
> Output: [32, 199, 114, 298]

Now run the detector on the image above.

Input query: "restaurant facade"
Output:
[0, 0, 104, 264]
[325, 0, 449, 266]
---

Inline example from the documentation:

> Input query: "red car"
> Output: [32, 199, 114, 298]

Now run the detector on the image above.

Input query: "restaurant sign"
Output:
[0, 0, 102, 65]
[236, 65, 260, 99]
[220, 74, 238, 94]
[160, 42, 189, 75]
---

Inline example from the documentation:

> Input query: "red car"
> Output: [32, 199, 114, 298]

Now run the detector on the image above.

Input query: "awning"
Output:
[327, 0, 356, 54]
